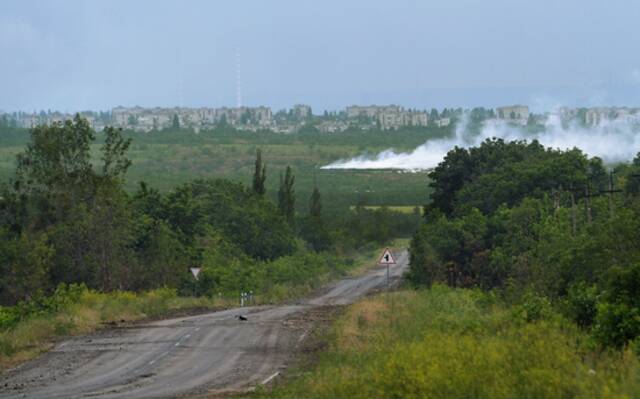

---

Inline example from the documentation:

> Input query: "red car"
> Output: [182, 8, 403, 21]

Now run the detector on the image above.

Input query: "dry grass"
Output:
[0, 288, 227, 372]
[336, 299, 389, 351]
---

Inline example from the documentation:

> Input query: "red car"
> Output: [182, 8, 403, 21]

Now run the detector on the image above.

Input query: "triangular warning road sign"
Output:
[190, 267, 201, 280]
[378, 248, 396, 265]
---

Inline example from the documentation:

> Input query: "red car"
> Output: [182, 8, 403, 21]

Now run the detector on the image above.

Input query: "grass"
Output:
[253, 286, 640, 399]
[0, 288, 229, 372]
[349, 205, 421, 214]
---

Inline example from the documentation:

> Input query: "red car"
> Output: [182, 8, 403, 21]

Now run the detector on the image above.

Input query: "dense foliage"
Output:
[0, 117, 416, 307]
[411, 138, 640, 348]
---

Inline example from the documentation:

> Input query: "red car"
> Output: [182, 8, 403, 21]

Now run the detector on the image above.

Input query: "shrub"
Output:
[513, 291, 553, 323]
[563, 282, 599, 328]
[593, 264, 640, 347]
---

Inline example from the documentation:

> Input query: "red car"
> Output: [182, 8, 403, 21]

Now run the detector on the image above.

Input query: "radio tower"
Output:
[235, 48, 242, 108]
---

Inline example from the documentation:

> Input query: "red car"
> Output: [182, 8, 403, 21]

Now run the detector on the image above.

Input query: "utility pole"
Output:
[553, 187, 561, 213]
[569, 188, 577, 236]
[600, 170, 622, 219]
[583, 182, 600, 224]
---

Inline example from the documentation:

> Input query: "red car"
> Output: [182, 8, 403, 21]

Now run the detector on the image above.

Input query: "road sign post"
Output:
[377, 248, 396, 291]
[190, 268, 201, 297]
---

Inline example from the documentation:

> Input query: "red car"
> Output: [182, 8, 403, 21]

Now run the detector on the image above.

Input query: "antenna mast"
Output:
[235, 48, 242, 108]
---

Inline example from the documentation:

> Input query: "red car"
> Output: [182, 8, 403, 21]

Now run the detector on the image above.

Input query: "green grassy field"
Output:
[0, 128, 433, 214]
[253, 286, 640, 399]
[349, 205, 421, 214]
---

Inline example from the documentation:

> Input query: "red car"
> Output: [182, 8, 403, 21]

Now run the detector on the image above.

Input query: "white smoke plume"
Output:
[322, 112, 640, 171]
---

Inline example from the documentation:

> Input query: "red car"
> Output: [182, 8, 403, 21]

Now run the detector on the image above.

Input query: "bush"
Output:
[593, 264, 640, 347]
[0, 283, 87, 330]
[594, 303, 640, 348]
[512, 291, 553, 323]
[563, 282, 599, 328]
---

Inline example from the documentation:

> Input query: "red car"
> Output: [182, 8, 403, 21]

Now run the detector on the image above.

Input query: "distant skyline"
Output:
[2, 0, 640, 113]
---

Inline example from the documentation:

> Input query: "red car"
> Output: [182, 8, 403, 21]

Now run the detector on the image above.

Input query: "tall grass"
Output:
[259, 286, 640, 399]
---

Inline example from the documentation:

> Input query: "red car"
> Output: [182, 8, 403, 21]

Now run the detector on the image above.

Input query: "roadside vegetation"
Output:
[0, 246, 383, 372]
[410, 139, 640, 349]
[257, 286, 640, 399]
[0, 117, 416, 371]
[251, 139, 640, 398]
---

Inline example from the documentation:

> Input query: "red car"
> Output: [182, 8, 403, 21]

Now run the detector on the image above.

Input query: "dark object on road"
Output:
[236, 315, 248, 321]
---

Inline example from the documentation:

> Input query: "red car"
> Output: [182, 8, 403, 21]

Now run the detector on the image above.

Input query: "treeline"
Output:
[0, 117, 416, 306]
[410, 138, 640, 348]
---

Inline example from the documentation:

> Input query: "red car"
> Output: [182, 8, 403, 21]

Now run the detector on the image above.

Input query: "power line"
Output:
[599, 170, 623, 218]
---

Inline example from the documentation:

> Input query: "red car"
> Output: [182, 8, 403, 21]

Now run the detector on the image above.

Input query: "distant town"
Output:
[1, 104, 639, 133]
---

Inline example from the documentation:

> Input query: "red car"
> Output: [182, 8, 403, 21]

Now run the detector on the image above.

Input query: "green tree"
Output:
[301, 186, 332, 251]
[172, 114, 180, 129]
[0, 228, 53, 305]
[310, 186, 322, 218]
[164, 179, 295, 261]
[252, 149, 267, 196]
[594, 264, 640, 347]
[9, 116, 135, 292]
[278, 166, 295, 227]
[49, 185, 134, 291]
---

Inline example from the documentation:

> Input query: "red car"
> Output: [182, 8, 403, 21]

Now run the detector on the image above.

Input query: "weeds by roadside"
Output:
[254, 285, 640, 399]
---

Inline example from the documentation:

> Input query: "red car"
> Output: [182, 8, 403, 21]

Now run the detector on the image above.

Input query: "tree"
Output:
[252, 149, 267, 196]
[15, 115, 96, 228]
[172, 114, 180, 129]
[0, 228, 53, 305]
[310, 186, 322, 218]
[13, 116, 132, 228]
[101, 126, 132, 181]
[164, 179, 295, 261]
[49, 187, 134, 291]
[278, 166, 295, 227]
[8, 116, 136, 292]
[301, 186, 332, 251]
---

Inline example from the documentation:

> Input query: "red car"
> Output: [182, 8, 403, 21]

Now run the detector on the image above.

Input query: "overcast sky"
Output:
[2, 0, 640, 112]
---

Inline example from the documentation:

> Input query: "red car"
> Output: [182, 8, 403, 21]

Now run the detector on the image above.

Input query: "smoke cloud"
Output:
[322, 113, 640, 171]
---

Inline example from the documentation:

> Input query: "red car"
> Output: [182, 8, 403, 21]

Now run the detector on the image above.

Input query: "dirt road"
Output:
[0, 250, 408, 399]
